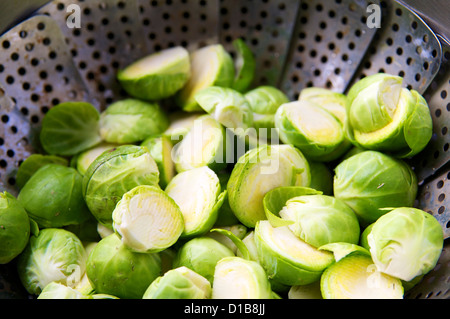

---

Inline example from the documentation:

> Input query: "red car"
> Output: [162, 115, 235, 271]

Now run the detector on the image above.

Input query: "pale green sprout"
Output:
[288, 282, 322, 299]
[17, 228, 87, 295]
[163, 111, 203, 144]
[254, 220, 334, 286]
[333, 150, 418, 226]
[72, 242, 97, 296]
[141, 135, 176, 188]
[367, 207, 444, 281]
[76, 142, 118, 176]
[86, 234, 161, 299]
[299, 87, 347, 124]
[117, 46, 191, 101]
[99, 99, 169, 144]
[212, 257, 272, 299]
[143, 266, 211, 299]
[172, 115, 226, 173]
[175, 44, 235, 112]
[38, 282, 92, 299]
[165, 166, 226, 238]
[227, 144, 311, 228]
[345, 73, 433, 158]
[231, 38, 255, 93]
[40, 102, 102, 156]
[173, 236, 234, 284]
[15, 154, 68, 189]
[279, 194, 360, 248]
[82, 145, 160, 227]
[319, 242, 370, 262]
[320, 253, 404, 299]
[275, 100, 351, 162]
[0, 191, 30, 264]
[112, 185, 184, 253]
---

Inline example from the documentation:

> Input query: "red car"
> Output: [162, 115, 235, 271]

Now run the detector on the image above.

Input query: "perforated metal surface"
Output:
[0, 0, 448, 299]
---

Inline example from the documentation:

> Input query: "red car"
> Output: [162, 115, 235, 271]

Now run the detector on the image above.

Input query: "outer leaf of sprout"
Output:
[318, 242, 370, 262]
[15, 154, 68, 189]
[141, 135, 175, 188]
[231, 38, 256, 93]
[210, 228, 251, 260]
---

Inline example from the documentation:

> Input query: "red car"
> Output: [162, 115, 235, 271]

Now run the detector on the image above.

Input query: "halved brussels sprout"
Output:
[40, 102, 102, 156]
[82, 145, 160, 227]
[275, 100, 350, 161]
[175, 44, 235, 112]
[165, 166, 225, 238]
[0, 192, 30, 264]
[367, 207, 444, 281]
[320, 253, 404, 299]
[345, 73, 433, 158]
[141, 135, 175, 188]
[76, 142, 118, 176]
[86, 233, 161, 299]
[299, 87, 347, 124]
[212, 256, 272, 299]
[18, 164, 91, 228]
[117, 46, 191, 101]
[172, 115, 226, 173]
[15, 154, 68, 189]
[231, 38, 256, 93]
[143, 266, 211, 299]
[308, 161, 333, 195]
[279, 194, 360, 248]
[38, 282, 92, 299]
[244, 85, 289, 134]
[17, 228, 86, 295]
[163, 111, 204, 144]
[333, 150, 418, 226]
[112, 185, 184, 253]
[227, 144, 311, 227]
[254, 220, 334, 286]
[173, 236, 234, 284]
[99, 99, 169, 144]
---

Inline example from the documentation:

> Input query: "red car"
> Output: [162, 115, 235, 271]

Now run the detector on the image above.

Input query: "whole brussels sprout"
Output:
[0, 192, 30, 264]
[86, 234, 161, 299]
[367, 207, 444, 281]
[99, 99, 169, 144]
[82, 145, 160, 227]
[18, 164, 91, 228]
[17, 228, 86, 295]
[345, 73, 433, 158]
[143, 266, 211, 299]
[173, 237, 234, 284]
[117, 46, 191, 101]
[333, 150, 418, 226]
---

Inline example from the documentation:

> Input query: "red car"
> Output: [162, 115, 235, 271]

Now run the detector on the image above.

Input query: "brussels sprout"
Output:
[143, 266, 211, 299]
[227, 144, 311, 227]
[212, 256, 272, 299]
[117, 46, 191, 101]
[173, 237, 234, 284]
[172, 115, 226, 173]
[18, 164, 91, 228]
[231, 38, 255, 93]
[333, 150, 418, 225]
[299, 87, 347, 124]
[112, 185, 184, 253]
[279, 194, 360, 248]
[254, 220, 334, 286]
[86, 233, 161, 299]
[38, 282, 92, 299]
[99, 99, 169, 144]
[318, 242, 370, 262]
[17, 228, 86, 295]
[320, 253, 404, 299]
[288, 282, 322, 299]
[308, 161, 333, 195]
[345, 73, 433, 158]
[163, 111, 203, 144]
[82, 145, 160, 227]
[244, 85, 289, 134]
[359, 223, 374, 250]
[40, 102, 102, 156]
[175, 44, 235, 112]
[275, 100, 351, 161]
[165, 166, 225, 238]
[141, 135, 175, 188]
[75, 142, 118, 176]
[367, 207, 444, 281]
[15, 154, 68, 189]
[0, 192, 30, 264]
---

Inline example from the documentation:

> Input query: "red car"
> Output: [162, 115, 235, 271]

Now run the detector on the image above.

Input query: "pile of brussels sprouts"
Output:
[0, 39, 444, 300]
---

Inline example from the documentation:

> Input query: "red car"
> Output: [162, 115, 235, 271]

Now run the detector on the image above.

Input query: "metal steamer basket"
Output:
[0, 0, 448, 299]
